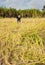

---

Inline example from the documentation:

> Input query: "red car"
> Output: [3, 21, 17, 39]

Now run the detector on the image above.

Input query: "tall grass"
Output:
[0, 18, 45, 65]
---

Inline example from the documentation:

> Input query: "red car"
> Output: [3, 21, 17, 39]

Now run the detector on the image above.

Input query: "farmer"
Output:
[17, 14, 21, 22]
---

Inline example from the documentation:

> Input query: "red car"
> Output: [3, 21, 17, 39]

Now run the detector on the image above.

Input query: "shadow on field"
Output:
[35, 63, 45, 65]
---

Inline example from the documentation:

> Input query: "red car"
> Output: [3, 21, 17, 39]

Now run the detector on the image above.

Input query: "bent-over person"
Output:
[17, 15, 21, 22]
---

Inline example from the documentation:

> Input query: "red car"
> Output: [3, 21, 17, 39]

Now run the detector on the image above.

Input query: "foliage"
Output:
[0, 6, 45, 18]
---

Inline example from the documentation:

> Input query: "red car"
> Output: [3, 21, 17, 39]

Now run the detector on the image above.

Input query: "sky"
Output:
[0, 0, 45, 10]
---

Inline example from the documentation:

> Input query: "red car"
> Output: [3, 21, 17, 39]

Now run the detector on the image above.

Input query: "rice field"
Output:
[0, 18, 45, 65]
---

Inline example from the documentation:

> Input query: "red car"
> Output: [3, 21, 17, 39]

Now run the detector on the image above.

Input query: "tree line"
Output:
[0, 5, 45, 18]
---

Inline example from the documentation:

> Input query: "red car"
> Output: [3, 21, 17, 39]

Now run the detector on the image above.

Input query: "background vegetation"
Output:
[0, 5, 45, 18]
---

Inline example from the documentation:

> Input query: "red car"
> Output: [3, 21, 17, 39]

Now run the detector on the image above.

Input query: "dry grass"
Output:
[0, 18, 45, 65]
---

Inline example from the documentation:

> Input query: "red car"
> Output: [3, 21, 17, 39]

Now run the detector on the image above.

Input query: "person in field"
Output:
[17, 15, 21, 22]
